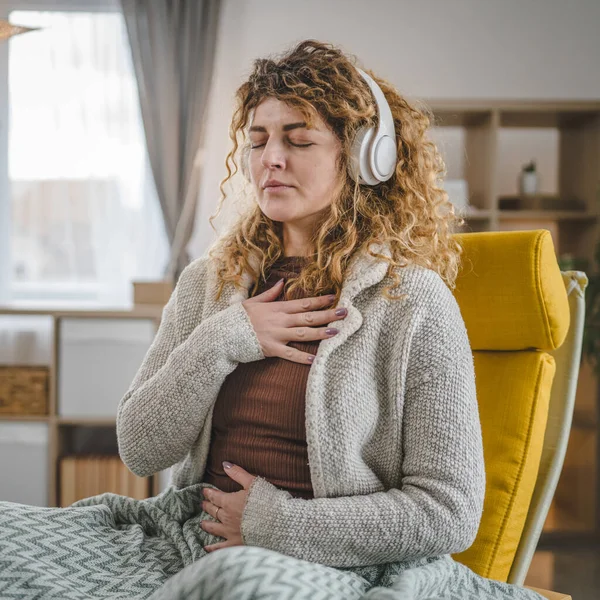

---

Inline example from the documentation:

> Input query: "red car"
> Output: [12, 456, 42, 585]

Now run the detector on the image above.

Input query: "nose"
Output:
[260, 138, 286, 170]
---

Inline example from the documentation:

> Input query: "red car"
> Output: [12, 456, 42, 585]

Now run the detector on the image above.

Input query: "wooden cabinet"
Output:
[548, 356, 598, 533]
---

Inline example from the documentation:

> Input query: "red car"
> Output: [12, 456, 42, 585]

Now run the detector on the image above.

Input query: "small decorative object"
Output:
[519, 160, 539, 196]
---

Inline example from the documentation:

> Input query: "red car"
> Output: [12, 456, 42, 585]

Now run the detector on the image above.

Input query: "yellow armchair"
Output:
[449, 229, 587, 600]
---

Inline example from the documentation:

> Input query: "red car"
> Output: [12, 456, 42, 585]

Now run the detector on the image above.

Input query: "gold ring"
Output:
[215, 506, 221, 521]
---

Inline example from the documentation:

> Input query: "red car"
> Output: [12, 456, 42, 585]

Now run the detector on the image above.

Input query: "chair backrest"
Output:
[449, 229, 573, 582]
[508, 269, 588, 584]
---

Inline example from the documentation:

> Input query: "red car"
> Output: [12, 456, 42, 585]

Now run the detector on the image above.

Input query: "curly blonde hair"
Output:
[206, 39, 464, 304]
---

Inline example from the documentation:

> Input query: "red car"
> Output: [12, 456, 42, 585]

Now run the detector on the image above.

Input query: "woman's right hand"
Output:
[241, 279, 348, 365]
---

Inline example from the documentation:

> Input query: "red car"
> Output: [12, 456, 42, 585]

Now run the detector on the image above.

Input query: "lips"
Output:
[263, 183, 294, 193]
[263, 179, 294, 189]
[265, 184, 292, 190]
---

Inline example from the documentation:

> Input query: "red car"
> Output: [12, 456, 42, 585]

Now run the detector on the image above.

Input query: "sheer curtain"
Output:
[8, 9, 168, 307]
[2, 9, 168, 364]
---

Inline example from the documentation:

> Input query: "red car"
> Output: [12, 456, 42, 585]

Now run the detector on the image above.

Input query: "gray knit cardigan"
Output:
[116, 242, 486, 568]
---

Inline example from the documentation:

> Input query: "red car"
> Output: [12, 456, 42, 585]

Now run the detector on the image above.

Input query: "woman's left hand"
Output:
[200, 462, 258, 553]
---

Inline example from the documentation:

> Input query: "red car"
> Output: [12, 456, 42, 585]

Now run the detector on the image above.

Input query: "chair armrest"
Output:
[525, 585, 572, 600]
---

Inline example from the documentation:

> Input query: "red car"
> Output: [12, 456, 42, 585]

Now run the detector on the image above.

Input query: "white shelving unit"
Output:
[0, 305, 166, 507]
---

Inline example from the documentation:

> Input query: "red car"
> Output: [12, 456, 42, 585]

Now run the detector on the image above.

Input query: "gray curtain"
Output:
[120, 0, 221, 282]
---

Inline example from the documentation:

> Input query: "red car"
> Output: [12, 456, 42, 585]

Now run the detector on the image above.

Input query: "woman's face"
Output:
[247, 97, 343, 254]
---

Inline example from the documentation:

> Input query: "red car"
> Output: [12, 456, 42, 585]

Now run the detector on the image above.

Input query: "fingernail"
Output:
[278, 278, 285, 285]
[223, 461, 233, 469]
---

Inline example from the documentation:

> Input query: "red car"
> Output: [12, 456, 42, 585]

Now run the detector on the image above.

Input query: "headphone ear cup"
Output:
[371, 135, 397, 181]
[349, 126, 378, 185]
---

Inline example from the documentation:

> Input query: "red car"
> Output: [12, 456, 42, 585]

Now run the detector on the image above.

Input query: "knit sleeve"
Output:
[116, 260, 265, 478]
[239, 275, 486, 567]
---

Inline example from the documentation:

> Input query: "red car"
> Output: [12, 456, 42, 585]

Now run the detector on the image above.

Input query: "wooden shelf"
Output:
[549, 358, 598, 533]
[429, 108, 492, 127]
[498, 210, 598, 222]
[543, 501, 595, 533]
[462, 210, 493, 220]
[0, 414, 49, 422]
[426, 99, 600, 128]
[572, 411, 597, 430]
[461, 209, 598, 223]
[56, 418, 117, 426]
[0, 305, 163, 319]
[429, 100, 600, 536]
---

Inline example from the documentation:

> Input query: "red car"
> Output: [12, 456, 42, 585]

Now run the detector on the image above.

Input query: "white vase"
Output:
[519, 171, 538, 196]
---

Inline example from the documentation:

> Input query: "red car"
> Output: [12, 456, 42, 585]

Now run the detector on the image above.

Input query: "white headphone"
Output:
[349, 68, 398, 185]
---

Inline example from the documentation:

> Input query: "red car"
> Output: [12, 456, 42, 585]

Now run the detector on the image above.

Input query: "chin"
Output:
[258, 201, 296, 219]
[260, 210, 300, 223]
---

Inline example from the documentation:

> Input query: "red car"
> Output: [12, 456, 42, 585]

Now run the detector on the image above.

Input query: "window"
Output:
[4, 8, 168, 306]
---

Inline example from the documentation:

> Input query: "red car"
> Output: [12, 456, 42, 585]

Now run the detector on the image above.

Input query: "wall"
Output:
[189, 0, 600, 257]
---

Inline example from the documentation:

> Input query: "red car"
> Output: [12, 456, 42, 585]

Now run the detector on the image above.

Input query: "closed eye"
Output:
[250, 141, 314, 149]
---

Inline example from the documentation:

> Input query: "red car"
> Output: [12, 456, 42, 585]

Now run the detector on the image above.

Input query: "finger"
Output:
[201, 519, 225, 535]
[284, 294, 337, 314]
[247, 278, 285, 302]
[283, 325, 340, 344]
[203, 487, 226, 508]
[277, 344, 316, 365]
[204, 541, 231, 553]
[288, 303, 346, 329]
[267, 278, 285, 297]
[201, 500, 218, 518]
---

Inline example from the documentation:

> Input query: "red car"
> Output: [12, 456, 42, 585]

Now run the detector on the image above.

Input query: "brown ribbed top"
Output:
[203, 255, 327, 499]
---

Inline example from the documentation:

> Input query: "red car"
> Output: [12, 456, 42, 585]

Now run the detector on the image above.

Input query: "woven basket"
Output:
[0, 365, 49, 415]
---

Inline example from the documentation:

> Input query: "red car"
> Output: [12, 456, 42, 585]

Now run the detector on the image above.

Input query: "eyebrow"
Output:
[248, 121, 311, 133]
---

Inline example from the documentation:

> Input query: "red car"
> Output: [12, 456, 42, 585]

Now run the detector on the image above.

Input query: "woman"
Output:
[115, 40, 544, 599]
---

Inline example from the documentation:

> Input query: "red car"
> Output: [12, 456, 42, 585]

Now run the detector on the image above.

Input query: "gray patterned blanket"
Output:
[0, 484, 545, 599]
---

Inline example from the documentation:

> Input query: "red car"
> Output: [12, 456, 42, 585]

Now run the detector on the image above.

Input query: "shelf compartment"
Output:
[429, 108, 497, 213]
[58, 423, 119, 456]
[0, 422, 48, 506]
[57, 317, 156, 419]
[59, 455, 150, 507]
[499, 106, 600, 129]
[0, 365, 49, 416]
